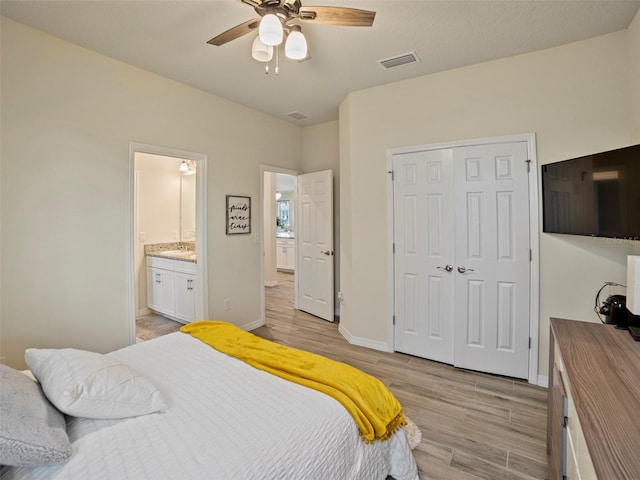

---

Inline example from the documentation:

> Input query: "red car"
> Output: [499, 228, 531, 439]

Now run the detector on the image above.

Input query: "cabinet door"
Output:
[276, 245, 286, 269]
[285, 244, 295, 270]
[148, 267, 175, 317]
[175, 272, 195, 323]
[548, 339, 565, 480]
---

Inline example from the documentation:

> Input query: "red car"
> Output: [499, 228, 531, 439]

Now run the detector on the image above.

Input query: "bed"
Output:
[1, 329, 419, 480]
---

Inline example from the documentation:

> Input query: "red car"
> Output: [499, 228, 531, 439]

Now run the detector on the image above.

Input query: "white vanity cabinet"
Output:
[147, 256, 196, 324]
[276, 237, 295, 271]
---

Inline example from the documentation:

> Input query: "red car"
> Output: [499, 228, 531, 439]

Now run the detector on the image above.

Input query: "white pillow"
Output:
[25, 348, 167, 419]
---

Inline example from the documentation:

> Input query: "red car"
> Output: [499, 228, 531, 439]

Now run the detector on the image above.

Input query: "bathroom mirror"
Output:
[277, 200, 290, 226]
[180, 173, 196, 241]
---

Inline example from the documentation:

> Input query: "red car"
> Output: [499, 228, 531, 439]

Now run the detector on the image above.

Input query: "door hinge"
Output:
[530, 249, 532, 261]
[529, 337, 532, 349]
[526, 159, 531, 173]
[393, 243, 396, 254]
[562, 415, 568, 428]
[388, 170, 394, 181]
[393, 315, 396, 325]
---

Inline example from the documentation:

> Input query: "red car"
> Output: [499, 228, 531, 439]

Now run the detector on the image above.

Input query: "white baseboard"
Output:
[264, 280, 278, 287]
[338, 323, 390, 352]
[241, 318, 265, 331]
[537, 374, 549, 388]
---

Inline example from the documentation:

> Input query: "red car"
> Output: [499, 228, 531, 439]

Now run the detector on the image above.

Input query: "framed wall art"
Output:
[226, 195, 251, 235]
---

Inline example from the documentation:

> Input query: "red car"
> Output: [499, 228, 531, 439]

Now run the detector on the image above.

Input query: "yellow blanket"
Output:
[180, 321, 406, 443]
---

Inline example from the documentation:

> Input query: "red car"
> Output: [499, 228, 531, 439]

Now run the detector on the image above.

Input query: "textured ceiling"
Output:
[2, 0, 639, 125]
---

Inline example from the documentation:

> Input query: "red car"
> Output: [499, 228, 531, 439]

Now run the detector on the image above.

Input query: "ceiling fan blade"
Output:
[299, 6, 375, 27]
[238, 0, 261, 8]
[207, 19, 260, 46]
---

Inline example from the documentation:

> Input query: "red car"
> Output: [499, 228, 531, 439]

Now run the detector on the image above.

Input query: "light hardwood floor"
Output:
[138, 271, 548, 480]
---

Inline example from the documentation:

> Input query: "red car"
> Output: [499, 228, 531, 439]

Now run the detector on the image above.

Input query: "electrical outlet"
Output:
[139, 231, 146, 242]
[171, 230, 178, 240]
[0, 356, 6, 365]
[224, 298, 232, 311]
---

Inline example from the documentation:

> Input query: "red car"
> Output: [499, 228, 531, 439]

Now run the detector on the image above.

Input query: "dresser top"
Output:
[551, 318, 640, 479]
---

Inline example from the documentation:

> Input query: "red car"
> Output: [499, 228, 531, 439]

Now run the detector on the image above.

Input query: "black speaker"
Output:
[599, 295, 628, 328]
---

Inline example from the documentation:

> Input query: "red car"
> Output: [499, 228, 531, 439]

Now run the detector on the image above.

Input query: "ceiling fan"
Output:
[207, 0, 375, 64]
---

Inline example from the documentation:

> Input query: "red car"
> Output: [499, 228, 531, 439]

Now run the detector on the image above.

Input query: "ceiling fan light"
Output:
[251, 36, 273, 62]
[259, 14, 283, 46]
[285, 30, 307, 60]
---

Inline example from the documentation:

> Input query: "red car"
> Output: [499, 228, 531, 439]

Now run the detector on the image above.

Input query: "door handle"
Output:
[437, 265, 454, 272]
[322, 250, 334, 256]
[457, 266, 475, 274]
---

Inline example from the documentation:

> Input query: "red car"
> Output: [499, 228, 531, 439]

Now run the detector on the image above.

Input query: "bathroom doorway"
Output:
[127, 143, 208, 344]
[261, 166, 298, 327]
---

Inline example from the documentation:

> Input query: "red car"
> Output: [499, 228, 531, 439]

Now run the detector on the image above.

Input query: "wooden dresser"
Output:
[548, 318, 640, 479]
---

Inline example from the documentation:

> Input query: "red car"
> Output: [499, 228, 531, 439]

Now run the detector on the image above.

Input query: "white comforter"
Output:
[3, 332, 418, 480]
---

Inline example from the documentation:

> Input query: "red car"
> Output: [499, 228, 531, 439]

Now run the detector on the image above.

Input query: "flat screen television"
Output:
[541, 144, 640, 239]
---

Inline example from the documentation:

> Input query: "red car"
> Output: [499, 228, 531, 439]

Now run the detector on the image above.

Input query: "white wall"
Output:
[0, 17, 302, 369]
[339, 29, 637, 379]
[302, 121, 341, 313]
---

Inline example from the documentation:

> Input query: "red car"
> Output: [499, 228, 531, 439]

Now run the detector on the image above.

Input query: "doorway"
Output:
[261, 167, 336, 326]
[388, 134, 540, 382]
[262, 167, 298, 326]
[127, 143, 208, 345]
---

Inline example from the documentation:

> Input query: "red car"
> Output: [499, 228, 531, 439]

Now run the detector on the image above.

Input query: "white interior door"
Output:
[452, 143, 530, 378]
[393, 149, 455, 364]
[392, 141, 531, 379]
[297, 170, 334, 321]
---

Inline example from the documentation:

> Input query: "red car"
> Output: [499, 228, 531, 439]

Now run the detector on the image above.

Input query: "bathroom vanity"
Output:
[146, 247, 196, 324]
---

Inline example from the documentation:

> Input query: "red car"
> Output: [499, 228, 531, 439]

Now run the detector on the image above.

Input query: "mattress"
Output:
[3, 332, 418, 480]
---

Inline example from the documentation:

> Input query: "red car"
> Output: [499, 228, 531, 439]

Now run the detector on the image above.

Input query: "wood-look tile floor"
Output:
[138, 271, 549, 480]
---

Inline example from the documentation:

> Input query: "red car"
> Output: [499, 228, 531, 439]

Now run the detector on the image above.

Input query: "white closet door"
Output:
[452, 142, 530, 378]
[393, 149, 455, 364]
[392, 141, 531, 379]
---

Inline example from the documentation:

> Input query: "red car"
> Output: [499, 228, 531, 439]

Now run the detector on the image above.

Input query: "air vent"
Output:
[286, 111, 308, 120]
[378, 51, 420, 70]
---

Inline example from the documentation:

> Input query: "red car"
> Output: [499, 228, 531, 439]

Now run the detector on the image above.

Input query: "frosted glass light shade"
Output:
[251, 36, 273, 62]
[259, 14, 283, 46]
[179, 161, 188, 172]
[285, 30, 307, 60]
[628, 255, 640, 315]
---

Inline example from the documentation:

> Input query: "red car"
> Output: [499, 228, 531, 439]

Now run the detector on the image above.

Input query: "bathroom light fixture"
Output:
[179, 160, 197, 174]
[276, 190, 282, 200]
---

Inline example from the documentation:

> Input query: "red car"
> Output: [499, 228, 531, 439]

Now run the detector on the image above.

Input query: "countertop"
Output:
[144, 242, 196, 263]
[147, 251, 196, 262]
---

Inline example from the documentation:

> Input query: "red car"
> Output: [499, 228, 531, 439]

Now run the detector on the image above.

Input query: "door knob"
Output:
[437, 265, 454, 272]
[322, 250, 334, 256]
[457, 266, 475, 274]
